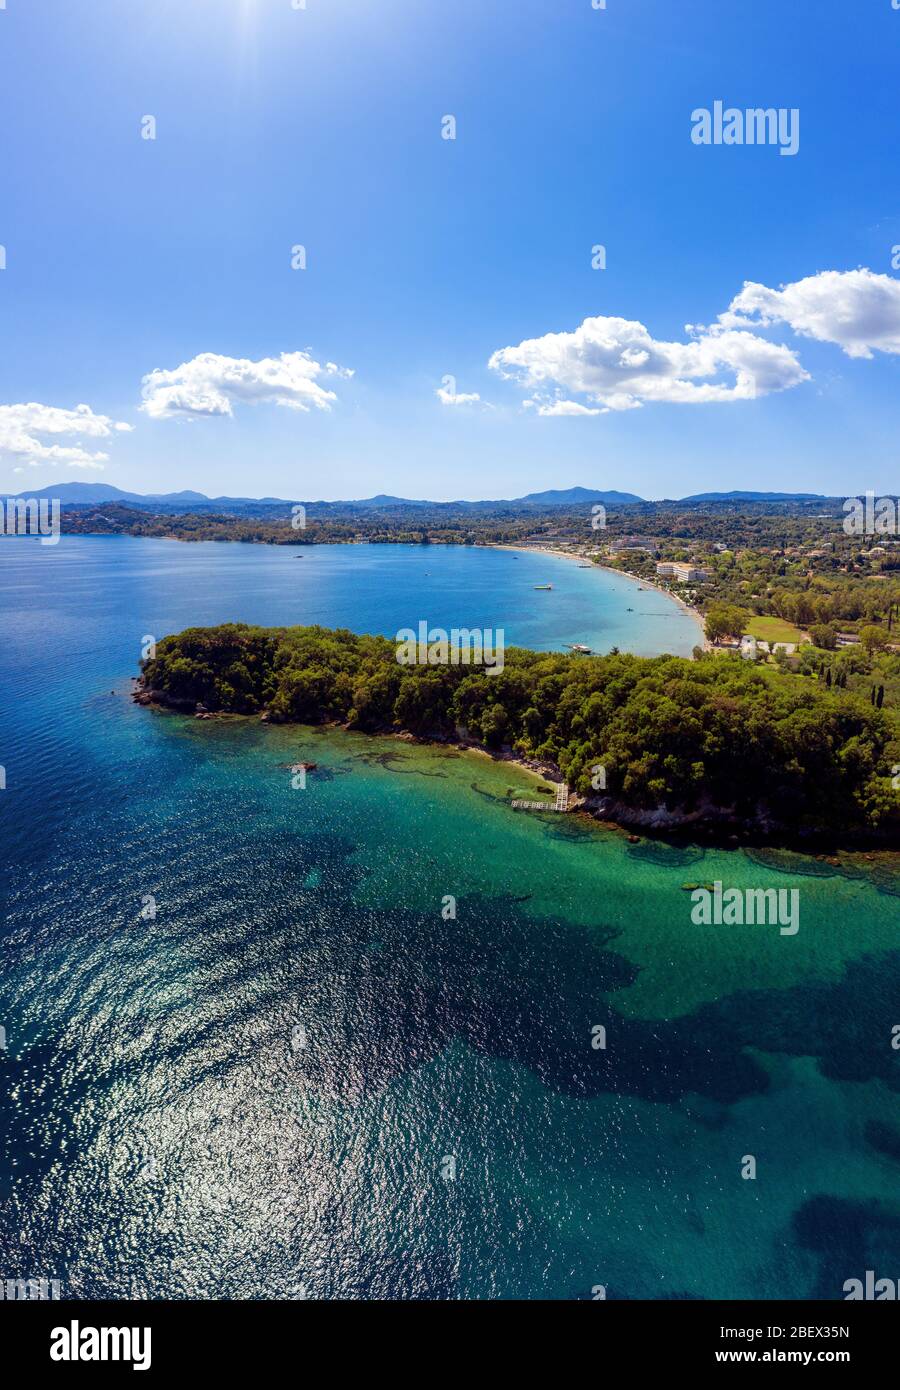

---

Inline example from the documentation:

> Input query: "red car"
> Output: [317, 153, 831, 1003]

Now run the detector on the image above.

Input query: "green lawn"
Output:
[745, 615, 805, 644]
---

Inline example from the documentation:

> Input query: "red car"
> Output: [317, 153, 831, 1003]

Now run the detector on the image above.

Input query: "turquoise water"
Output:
[1, 536, 898, 1300]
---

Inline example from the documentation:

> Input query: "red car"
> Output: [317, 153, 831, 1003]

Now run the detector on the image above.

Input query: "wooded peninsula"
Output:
[138, 622, 900, 844]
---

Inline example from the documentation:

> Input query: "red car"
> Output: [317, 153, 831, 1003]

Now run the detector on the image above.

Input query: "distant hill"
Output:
[679, 490, 828, 503]
[347, 493, 428, 506]
[516, 487, 644, 505]
[145, 489, 210, 503]
[14, 482, 145, 503]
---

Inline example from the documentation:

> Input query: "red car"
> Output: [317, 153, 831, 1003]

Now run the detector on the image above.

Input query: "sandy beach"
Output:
[488, 543, 708, 649]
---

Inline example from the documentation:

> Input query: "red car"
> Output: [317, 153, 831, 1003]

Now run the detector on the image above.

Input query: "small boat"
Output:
[626, 606, 634, 612]
[568, 643, 592, 654]
[534, 584, 553, 591]
[577, 563, 592, 569]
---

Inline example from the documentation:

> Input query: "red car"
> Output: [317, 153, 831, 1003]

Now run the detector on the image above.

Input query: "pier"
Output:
[511, 783, 570, 812]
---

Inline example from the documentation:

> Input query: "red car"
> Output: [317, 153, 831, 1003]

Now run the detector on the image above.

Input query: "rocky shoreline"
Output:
[133, 679, 889, 852]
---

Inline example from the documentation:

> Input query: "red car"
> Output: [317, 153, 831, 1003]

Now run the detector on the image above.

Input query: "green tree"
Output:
[860, 625, 891, 653]
[809, 623, 837, 650]
[704, 604, 750, 643]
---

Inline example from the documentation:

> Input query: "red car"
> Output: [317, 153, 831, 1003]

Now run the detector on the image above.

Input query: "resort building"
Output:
[655, 561, 711, 582]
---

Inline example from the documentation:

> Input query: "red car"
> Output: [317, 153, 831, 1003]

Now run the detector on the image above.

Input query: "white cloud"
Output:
[140, 350, 353, 421]
[489, 314, 808, 412]
[524, 398, 604, 417]
[0, 402, 133, 469]
[717, 268, 900, 359]
[436, 386, 482, 406]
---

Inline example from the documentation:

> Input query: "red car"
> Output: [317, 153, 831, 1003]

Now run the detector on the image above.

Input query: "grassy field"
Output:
[745, 615, 806, 644]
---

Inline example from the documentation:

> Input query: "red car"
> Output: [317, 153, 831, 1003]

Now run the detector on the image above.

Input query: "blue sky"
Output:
[1, 0, 899, 500]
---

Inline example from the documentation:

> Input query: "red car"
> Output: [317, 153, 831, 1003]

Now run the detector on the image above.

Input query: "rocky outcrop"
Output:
[132, 686, 200, 714]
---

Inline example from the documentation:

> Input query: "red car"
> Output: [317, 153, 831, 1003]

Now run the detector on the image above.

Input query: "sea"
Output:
[0, 537, 897, 1299]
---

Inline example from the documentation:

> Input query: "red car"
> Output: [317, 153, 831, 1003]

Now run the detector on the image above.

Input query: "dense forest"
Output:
[139, 622, 900, 840]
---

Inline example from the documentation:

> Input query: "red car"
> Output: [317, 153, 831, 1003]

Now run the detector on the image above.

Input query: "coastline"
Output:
[488, 542, 708, 650]
[135, 685, 894, 851]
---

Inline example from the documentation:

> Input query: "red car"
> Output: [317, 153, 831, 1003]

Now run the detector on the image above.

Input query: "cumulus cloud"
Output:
[524, 398, 603, 417]
[436, 385, 482, 406]
[717, 268, 900, 359]
[0, 402, 133, 469]
[140, 350, 353, 420]
[489, 315, 808, 412]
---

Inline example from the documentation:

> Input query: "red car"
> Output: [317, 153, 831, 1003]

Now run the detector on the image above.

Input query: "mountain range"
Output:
[7, 482, 836, 509]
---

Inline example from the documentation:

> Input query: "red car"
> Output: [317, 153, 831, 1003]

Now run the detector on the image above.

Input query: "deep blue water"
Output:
[1, 536, 898, 1301]
[3, 535, 700, 663]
